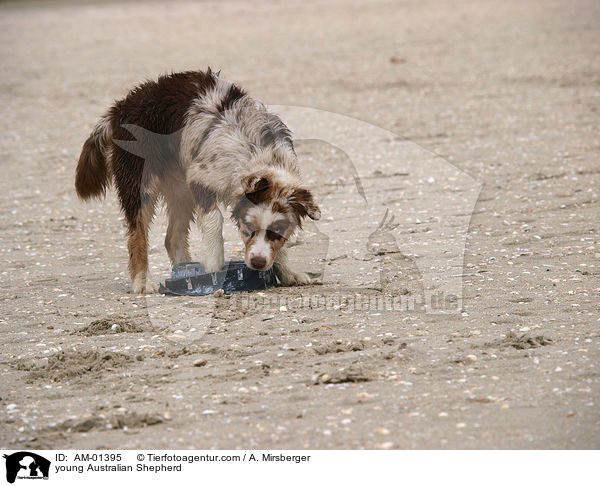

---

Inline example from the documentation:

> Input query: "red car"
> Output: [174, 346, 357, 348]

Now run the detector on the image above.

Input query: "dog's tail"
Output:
[75, 117, 111, 200]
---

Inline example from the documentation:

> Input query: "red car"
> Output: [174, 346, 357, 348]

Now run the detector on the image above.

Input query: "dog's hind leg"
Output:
[111, 123, 161, 293]
[127, 196, 158, 293]
[115, 169, 158, 293]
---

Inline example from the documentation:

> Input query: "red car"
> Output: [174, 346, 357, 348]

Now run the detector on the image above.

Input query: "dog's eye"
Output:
[268, 222, 289, 235]
[266, 230, 284, 241]
[242, 223, 256, 238]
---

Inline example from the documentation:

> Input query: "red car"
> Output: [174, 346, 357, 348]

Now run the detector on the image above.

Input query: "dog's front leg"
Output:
[273, 247, 311, 286]
[198, 208, 224, 272]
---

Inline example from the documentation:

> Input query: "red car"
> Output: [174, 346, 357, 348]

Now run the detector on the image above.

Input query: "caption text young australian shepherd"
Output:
[75, 69, 321, 293]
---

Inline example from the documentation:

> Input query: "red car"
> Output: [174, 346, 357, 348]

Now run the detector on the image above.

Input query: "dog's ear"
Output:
[289, 188, 321, 220]
[242, 174, 270, 194]
[241, 174, 271, 204]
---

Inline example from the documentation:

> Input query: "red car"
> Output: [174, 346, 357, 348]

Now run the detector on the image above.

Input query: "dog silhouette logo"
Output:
[3, 452, 51, 483]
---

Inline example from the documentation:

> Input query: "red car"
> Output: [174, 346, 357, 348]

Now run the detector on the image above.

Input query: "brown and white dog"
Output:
[75, 69, 321, 293]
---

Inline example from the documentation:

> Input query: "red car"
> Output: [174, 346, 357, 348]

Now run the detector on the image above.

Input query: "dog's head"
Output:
[232, 170, 321, 271]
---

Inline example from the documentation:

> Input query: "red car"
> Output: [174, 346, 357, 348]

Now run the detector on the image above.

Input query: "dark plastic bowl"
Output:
[159, 261, 277, 296]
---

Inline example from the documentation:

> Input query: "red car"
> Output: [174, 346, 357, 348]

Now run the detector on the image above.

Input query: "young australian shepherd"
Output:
[75, 69, 321, 293]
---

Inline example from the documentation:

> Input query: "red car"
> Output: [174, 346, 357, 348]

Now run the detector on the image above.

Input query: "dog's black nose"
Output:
[250, 256, 267, 270]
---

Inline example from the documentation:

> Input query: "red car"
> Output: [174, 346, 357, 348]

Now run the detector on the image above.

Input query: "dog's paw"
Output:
[201, 248, 225, 273]
[132, 273, 159, 294]
[144, 279, 159, 293]
[278, 270, 312, 286]
[202, 258, 224, 273]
